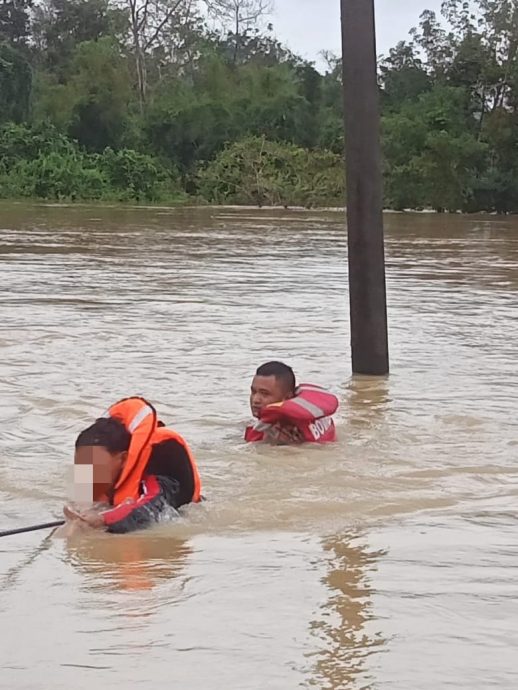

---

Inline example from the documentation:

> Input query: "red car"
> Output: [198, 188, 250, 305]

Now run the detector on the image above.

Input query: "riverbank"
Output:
[1, 198, 514, 217]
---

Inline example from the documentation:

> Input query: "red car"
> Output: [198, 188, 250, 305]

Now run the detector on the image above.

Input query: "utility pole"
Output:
[341, 0, 389, 375]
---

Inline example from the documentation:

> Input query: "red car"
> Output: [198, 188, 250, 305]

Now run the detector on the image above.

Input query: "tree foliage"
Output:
[380, 0, 518, 212]
[2, 0, 518, 209]
[0, 42, 32, 122]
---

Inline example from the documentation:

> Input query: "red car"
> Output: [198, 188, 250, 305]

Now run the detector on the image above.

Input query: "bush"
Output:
[197, 135, 344, 207]
[98, 148, 180, 202]
[0, 122, 73, 172]
[0, 123, 185, 202]
[1, 151, 106, 200]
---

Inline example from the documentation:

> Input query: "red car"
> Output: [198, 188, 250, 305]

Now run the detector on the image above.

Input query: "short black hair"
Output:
[75, 416, 131, 454]
[256, 361, 296, 394]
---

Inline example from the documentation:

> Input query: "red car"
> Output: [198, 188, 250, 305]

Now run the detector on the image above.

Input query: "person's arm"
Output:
[264, 422, 304, 445]
[103, 475, 181, 534]
[64, 475, 181, 534]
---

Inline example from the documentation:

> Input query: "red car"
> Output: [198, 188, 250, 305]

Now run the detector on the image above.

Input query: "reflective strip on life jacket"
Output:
[288, 395, 325, 419]
[128, 404, 153, 432]
[105, 397, 157, 506]
[258, 384, 339, 426]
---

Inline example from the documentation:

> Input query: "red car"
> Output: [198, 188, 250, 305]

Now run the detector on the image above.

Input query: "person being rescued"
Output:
[245, 361, 339, 445]
[63, 396, 202, 534]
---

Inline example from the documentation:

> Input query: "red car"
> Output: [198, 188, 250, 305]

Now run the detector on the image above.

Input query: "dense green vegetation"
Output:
[2, 0, 518, 211]
[381, 0, 518, 213]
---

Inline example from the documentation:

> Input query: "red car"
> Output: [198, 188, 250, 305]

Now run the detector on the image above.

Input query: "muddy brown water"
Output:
[0, 203, 517, 689]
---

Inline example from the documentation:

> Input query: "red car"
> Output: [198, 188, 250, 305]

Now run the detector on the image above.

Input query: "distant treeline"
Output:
[1, 0, 518, 212]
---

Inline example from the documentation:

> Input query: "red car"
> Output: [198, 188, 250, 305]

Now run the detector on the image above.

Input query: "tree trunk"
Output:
[233, 10, 240, 64]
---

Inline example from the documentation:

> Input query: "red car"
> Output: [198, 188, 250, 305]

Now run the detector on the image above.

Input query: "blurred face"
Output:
[74, 445, 127, 503]
[250, 375, 291, 418]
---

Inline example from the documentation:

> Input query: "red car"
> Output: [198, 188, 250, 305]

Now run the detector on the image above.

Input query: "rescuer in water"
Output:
[245, 361, 339, 445]
[64, 396, 201, 534]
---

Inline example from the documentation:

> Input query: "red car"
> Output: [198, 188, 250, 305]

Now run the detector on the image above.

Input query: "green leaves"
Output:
[2, 0, 518, 211]
[197, 135, 344, 208]
[382, 87, 487, 211]
[0, 123, 182, 202]
[379, 0, 518, 212]
[0, 43, 32, 123]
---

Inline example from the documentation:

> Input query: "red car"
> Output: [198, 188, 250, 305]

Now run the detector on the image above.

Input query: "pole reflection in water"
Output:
[308, 533, 386, 689]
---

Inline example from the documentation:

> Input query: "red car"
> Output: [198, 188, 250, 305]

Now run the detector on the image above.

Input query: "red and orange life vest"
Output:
[102, 397, 202, 506]
[245, 384, 339, 444]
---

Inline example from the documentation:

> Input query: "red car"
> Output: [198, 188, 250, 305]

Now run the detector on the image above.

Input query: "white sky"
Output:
[271, 0, 445, 66]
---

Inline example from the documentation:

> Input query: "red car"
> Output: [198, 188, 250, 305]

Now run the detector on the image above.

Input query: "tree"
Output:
[32, 0, 127, 72]
[440, 0, 478, 37]
[409, 9, 455, 81]
[145, 90, 237, 172]
[33, 37, 135, 150]
[379, 41, 431, 109]
[474, 106, 518, 211]
[0, 0, 33, 46]
[117, 0, 195, 110]
[215, 24, 298, 66]
[317, 52, 343, 153]
[471, 0, 518, 111]
[205, 0, 273, 63]
[67, 38, 135, 151]
[382, 86, 487, 211]
[0, 42, 32, 122]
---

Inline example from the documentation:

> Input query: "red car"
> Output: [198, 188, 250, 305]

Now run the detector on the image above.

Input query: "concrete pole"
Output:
[341, 0, 389, 375]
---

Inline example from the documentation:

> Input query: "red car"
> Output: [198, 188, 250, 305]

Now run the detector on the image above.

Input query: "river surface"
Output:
[0, 203, 517, 690]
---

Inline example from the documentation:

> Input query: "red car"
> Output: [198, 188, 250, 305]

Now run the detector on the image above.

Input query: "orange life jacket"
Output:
[102, 397, 202, 506]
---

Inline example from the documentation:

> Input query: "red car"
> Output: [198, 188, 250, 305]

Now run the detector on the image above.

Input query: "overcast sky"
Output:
[271, 0, 445, 66]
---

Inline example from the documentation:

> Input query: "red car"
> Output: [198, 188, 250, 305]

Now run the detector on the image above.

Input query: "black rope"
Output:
[0, 520, 65, 538]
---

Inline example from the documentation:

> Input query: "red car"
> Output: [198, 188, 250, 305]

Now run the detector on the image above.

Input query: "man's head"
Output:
[250, 361, 296, 418]
[74, 417, 131, 502]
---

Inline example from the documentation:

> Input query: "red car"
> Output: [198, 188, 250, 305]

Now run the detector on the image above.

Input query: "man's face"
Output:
[74, 445, 127, 502]
[250, 375, 290, 418]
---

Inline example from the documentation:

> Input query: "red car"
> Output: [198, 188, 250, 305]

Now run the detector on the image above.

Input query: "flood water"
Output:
[0, 203, 517, 689]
